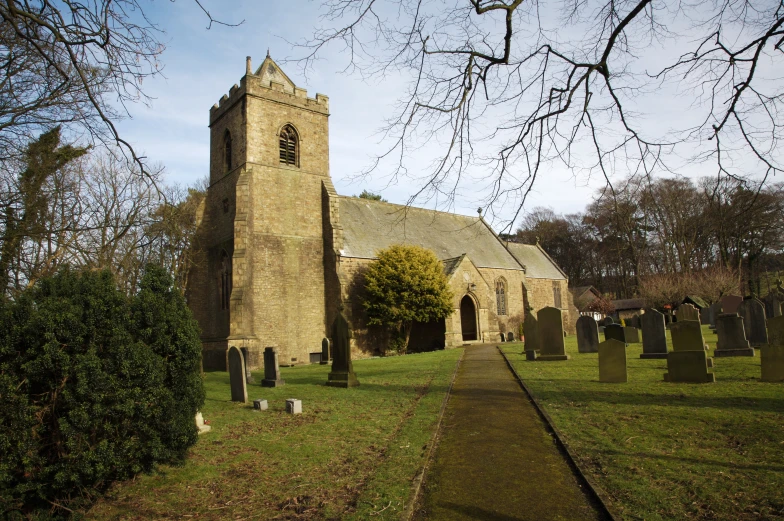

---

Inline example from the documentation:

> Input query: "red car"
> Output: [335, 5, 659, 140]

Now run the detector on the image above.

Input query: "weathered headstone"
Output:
[286, 398, 302, 414]
[195, 412, 211, 434]
[576, 315, 599, 353]
[764, 293, 783, 319]
[601, 316, 615, 327]
[604, 323, 625, 344]
[523, 309, 540, 354]
[261, 347, 285, 387]
[320, 338, 331, 365]
[228, 345, 248, 403]
[699, 307, 710, 325]
[676, 303, 700, 322]
[253, 399, 268, 411]
[721, 294, 743, 314]
[624, 327, 640, 343]
[714, 313, 754, 357]
[241, 347, 256, 384]
[670, 320, 706, 352]
[664, 320, 715, 383]
[708, 302, 722, 329]
[327, 307, 360, 387]
[598, 339, 628, 383]
[500, 333, 506, 342]
[537, 307, 569, 361]
[507, 331, 515, 342]
[737, 297, 768, 346]
[762, 316, 784, 382]
[664, 351, 716, 383]
[640, 308, 668, 359]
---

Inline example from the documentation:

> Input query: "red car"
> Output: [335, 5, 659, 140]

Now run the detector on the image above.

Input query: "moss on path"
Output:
[415, 344, 609, 521]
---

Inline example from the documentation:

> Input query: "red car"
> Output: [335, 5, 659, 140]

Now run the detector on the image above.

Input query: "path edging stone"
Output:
[403, 348, 465, 521]
[499, 346, 621, 521]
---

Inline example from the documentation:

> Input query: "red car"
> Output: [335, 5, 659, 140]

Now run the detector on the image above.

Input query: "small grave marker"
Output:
[253, 399, 268, 411]
[507, 331, 515, 342]
[286, 399, 302, 414]
[261, 347, 286, 387]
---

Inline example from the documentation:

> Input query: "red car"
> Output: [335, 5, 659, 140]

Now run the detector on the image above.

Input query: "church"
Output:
[188, 54, 573, 371]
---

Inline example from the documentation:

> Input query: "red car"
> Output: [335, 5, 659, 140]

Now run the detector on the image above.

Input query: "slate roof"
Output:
[338, 197, 522, 270]
[611, 298, 645, 311]
[683, 295, 709, 309]
[505, 243, 567, 280]
[571, 285, 600, 298]
[441, 255, 464, 276]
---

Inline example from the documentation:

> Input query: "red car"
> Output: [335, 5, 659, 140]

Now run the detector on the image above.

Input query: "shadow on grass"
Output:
[534, 388, 784, 413]
[596, 448, 784, 472]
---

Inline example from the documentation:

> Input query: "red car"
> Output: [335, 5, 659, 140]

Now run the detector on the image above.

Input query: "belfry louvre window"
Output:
[496, 279, 507, 316]
[279, 125, 298, 166]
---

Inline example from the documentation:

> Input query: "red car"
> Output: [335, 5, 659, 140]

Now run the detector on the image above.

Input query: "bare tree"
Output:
[298, 0, 783, 229]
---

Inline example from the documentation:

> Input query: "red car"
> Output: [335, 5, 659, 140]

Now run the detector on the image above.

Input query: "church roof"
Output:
[505, 243, 567, 280]
[338, 197, 522, 270]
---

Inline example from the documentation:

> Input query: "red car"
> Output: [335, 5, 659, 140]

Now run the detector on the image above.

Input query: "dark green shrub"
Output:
[0, 266, 204, 518]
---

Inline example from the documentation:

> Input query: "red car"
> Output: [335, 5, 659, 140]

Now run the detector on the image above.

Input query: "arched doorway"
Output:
[460, 295, 478, 341]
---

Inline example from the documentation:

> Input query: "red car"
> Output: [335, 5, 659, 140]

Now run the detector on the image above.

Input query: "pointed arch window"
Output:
[220, 251, 232, 310]
[279, 125, 298, 166]
[496, 279, 507, 316]
[224, 130, 233, 172]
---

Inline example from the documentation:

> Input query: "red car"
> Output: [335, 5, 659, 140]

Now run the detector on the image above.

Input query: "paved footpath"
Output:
[415, 344, 609, 521]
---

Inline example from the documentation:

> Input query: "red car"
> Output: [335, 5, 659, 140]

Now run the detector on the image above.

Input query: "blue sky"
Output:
[113, 1, 779, 232]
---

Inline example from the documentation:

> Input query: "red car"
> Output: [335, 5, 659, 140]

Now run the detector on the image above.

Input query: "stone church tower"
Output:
[190, 54, 331, 370]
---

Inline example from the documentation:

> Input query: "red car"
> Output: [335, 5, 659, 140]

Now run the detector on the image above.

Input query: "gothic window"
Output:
[279, 125, 298, 166]
[220, 251, 232, 310]
[224, 130, 232, 172]
[496, 278, 507, 316]
[553, 282, 562, 308]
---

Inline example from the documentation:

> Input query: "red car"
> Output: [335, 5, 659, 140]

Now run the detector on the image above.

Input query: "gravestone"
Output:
[240, 347, 256, 384]
[721, 294, 743, 314]
[320, 338, 331, 365]
[737, 297, 768, 346]
[525, 349, 538, 361]
[537, 307, 569, 361]
[664, 351, 716, 383]
[601, 316, 615, 327]
[523, 309, 540, 354]
[261, 347, 285, 387]
[640, 308, 668, 359]
[699, 307, 710, 325]
[762, 316, 784, 382]
[227, 346, 248, 403]
[500, 333, 506, 342]
[624, 327, 640, 343]
[253, 399, 268, 411]
[764, 293, 782, 319]
[670, 320, 706, 352]
[598, 339, 627, 383]
[714, 313, 754, 357]
[604, 324, 626, 344]
[507, 332, 515, 342]
[286, 399, 302, 414]
[626, 315, 641, 329]
[676, 303, 700, 322]
[576, 315, 599, 353]
[664, 321, 715, 383]
[708, 302, 722, 329]
[195, 412, 211, 434]
[327, 307, 360, 387]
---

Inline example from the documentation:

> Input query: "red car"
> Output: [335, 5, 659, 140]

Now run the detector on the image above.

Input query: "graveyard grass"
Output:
[87, 348, 462, 521]
[503, 326, 784, 521]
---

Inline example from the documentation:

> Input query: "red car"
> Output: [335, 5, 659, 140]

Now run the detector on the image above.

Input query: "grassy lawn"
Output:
[87, 348, 462, 521]
[502, 326, 784, 521]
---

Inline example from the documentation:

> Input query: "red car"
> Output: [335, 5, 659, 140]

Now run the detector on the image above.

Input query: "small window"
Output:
[553, 282, 562, 309]
[224, 130, 233, 172]
[279, 125, 298, 166]
[496, 279, 507, 316]
[220, 251, 232, 310]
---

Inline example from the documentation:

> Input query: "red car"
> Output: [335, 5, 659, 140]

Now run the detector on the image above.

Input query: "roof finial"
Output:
[267, 48, 270, 58]
[246, 56, 252, 75]
[477, 207, 483, 216]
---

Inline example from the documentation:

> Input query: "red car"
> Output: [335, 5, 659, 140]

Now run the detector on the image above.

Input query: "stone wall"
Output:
[525, 277, 574, 333]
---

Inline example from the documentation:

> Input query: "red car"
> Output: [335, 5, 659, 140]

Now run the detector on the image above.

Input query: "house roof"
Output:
[683, 295, 709, 309]
[571, 285, 601, 299]
[338, 197, 522, 270]
[505, 243, 567, 280]
[611, 298, 645, 311]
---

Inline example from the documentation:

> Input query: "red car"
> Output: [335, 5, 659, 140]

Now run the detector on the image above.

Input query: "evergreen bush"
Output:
[0, 266, 204, 518]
